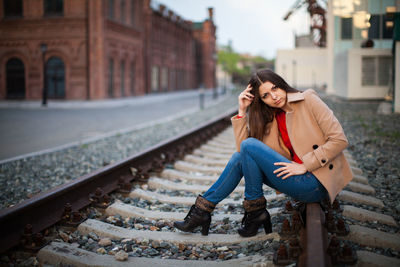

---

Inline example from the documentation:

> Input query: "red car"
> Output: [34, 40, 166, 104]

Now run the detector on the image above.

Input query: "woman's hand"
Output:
[238, 84, 254, 116]
[273, 162, 307, 179]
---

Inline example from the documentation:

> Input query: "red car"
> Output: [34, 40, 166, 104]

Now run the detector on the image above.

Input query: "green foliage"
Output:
[217, 48, 274, 84]
[80, 143, 89, 149]
[356, 115, 368, 130]
[217, 50, 242, 73]
[253, 55, 269, 64]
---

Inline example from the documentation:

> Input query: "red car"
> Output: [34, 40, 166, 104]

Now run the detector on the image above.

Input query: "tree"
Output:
[217, 48, 275, 84]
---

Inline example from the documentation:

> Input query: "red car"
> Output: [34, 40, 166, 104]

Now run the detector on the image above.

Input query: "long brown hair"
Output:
[247, 69, 299, 141]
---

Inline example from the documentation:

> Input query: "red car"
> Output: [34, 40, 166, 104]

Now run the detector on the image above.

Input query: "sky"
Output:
[155, 0, 311, 59]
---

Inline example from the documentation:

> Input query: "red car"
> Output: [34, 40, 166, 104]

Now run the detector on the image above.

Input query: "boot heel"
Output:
[264, 212, 272, 234]
[264, 220, 272, 234]
[201, 221, 211, 236]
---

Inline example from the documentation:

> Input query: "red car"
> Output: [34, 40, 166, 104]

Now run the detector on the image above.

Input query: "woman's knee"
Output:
[230, 151, 242, 163]
[240, 137, 263, 153]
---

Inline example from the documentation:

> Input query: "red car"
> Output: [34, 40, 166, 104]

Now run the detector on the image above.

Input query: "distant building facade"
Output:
[276, 32, 328, 89]
[326, 0, 399, 99]
[0, 0, 216, 100]
[276, 48, 328, 89]
[276, 0, 399, 97]
[295, 34, 315, 48]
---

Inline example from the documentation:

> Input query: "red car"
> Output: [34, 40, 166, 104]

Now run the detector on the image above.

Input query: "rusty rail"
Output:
[274, 201, 332, 266]
[0, 108, 236, 253]
[299, 203, 330, 267]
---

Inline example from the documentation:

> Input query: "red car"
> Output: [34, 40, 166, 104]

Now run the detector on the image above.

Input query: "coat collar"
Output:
[287, 91, 305, 103]
[283, 91, 304, 113]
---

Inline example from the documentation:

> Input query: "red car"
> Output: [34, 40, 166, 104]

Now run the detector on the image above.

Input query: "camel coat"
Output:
[231, 89, 353, 203]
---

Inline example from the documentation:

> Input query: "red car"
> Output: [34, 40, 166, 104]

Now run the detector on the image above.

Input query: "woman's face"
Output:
[258, 81, 287, 109]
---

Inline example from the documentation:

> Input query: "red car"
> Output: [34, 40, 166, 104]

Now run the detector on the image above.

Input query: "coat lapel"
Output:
[284, 91, 305, 113]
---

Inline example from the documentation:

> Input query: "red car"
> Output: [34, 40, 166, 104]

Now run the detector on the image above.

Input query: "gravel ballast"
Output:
[321, 95, 400, 226]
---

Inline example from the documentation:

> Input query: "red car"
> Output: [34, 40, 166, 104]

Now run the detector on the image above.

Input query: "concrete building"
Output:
[295, 34, 315, 48]
[0, 0, 216, 100]
[276, 16, 328, 89]
[276, 48, 328, 89]
[276, 0, 400, 113]
[326, 0, 400, 100]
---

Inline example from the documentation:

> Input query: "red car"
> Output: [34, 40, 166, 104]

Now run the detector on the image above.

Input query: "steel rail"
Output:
[0, 107, 236, 253]
[299, 203, 330, 267]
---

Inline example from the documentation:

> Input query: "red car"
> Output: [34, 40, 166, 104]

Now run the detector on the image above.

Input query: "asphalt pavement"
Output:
[0, 89, 230, 162]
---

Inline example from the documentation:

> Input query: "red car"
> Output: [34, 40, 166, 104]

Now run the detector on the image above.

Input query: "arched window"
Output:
[45, 57, 65, 99]
[6, 58, 25, 99]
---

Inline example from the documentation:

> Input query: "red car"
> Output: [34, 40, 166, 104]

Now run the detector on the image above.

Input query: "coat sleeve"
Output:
[301, 90, 349, 172]
[231, 115, 249, 152]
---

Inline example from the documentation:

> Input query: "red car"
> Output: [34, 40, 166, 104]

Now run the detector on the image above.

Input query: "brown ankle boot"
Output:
[174, 195, 215, 235]
[238, 196, 272, 237]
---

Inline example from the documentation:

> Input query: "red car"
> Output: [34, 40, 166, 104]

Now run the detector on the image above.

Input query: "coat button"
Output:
[321, 159, 326, 164]
[313, 144, 318, 149]
[329, 164, 333, 170]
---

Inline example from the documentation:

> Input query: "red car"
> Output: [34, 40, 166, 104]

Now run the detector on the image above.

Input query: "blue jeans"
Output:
[203, 137, 327, 204]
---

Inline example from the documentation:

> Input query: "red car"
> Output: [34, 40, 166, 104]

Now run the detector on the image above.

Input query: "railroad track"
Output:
[1, 109, 399, 266]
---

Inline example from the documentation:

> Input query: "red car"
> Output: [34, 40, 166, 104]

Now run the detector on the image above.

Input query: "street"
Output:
[0, 90, 224, 161]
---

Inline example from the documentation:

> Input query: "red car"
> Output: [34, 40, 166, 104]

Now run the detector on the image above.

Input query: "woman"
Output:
[174, 69, 353, 237]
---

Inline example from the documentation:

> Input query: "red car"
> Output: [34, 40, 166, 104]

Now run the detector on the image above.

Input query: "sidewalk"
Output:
[0, 88, 219, 109]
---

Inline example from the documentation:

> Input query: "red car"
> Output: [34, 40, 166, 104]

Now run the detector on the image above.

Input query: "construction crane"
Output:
[283, 0, 327, 47]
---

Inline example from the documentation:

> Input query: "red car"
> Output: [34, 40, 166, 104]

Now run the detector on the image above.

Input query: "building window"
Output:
[362, 56, 392, 86]
[368, 15, 380, 39]
[121, 60, 125, 97]
[44, 0, 63, 16]
[161, 67, 168, 91]
[368, 14, 393, 40]
[362, 57, 375, 85]
[46, 57, 65, 99]
[341, 17, 352, 40]
[108, 0, 114, 19]
[108, 58, 114, 97]
[120, 0, 126, 23]
[130, 61, 135, 95]
[131, 0, 135, 26]
[3, 0, 23, 18]
[177, 69, 182, 90]
[151, 66, 159, 92]
[169, 69, 175, 90]
[382, 15, 394, 39]
[6, 58, 25, 99]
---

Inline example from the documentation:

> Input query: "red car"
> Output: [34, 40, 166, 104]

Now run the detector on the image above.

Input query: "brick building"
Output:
[0, 0, 216, 100]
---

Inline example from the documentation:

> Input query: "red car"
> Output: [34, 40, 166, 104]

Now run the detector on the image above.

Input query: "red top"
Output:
[275, 110, 303, 164]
